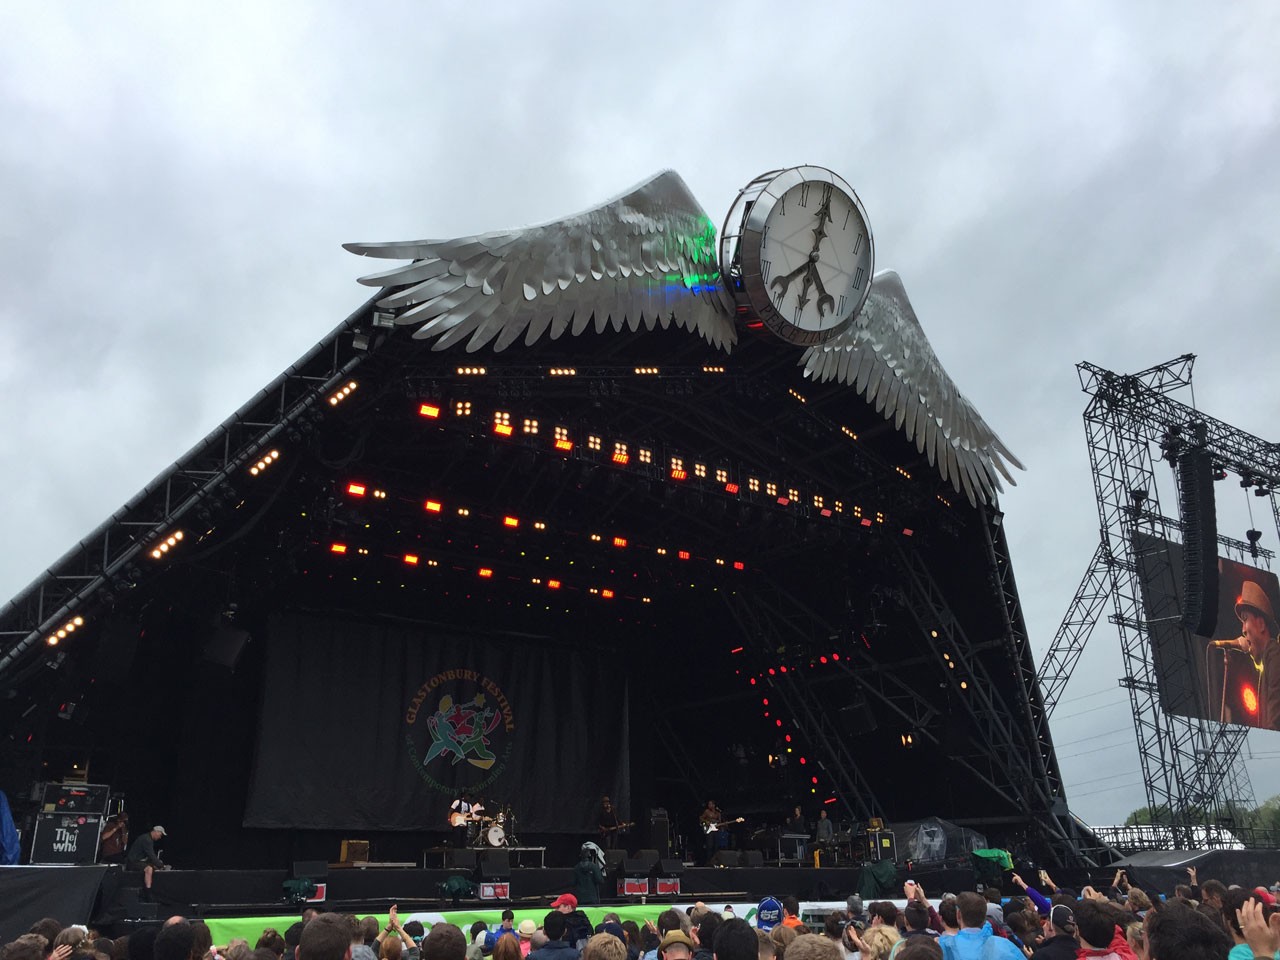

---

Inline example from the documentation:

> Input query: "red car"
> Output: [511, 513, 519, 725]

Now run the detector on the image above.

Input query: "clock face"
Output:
[735, 168, 874, 345]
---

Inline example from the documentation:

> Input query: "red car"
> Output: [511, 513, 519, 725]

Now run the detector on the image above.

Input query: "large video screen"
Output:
[1134, 534, 1280, 731]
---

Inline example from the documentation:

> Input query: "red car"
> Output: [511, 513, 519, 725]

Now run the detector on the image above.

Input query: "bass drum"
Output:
[486, 825, 506, 847]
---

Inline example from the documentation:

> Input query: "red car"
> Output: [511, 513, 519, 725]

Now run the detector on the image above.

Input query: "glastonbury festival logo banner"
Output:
[243, 612, 628, 832]
[404, 669, 516, 794]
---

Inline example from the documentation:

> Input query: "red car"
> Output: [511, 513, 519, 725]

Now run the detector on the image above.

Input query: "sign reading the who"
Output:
[30, 813, 103, 865]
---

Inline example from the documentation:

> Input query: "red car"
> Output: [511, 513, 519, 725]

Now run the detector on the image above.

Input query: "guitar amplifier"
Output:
[339, 839, 370, 863]
[42, 782, 110, 816]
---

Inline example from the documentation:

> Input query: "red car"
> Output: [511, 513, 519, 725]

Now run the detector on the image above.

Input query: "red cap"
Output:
[550, 894, 578, 909]
[1254, 888, 1277, 906]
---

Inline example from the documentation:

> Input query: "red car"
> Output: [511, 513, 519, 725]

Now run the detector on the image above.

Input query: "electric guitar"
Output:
[600, 821, 635, 834]
[702, 817, 745, 834]
[448, 811, 493, 827]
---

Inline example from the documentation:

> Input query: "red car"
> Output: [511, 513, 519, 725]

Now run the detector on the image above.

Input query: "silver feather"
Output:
[800, 270, 1025, 506]
[344, 170, 736, 353]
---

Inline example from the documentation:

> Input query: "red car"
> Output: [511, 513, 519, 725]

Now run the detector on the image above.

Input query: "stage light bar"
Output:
[725, 482, 739, 494]
[612, 443, 628, 465]
[523, 418, 539, 435]
[548, 579, 561, 589]
[678, 550, 690, 560]
[494, 423, 513, 436]
[534, 521, 546, 530]
[613, 536, 627, 548]
[777, 496, 790, 506]
[457, 366, 487, 375]
[331, 543, 348, 554]
[149, 529, 185, 559]
[733, 561, 744, 570]
[903, 528, 914, 536]
[748, 478, 760, 492]
[670, 457, 686, 480]
[404, 554, 419, 565]
[549, 367, 577, 376]
[249, 449, 280, 476]
[824, 797, 837, 804]
[766, 482, 777, 496]
[424, 500, 442, 513]
[634, 366, 659, 375]
[478, 567, 493, 578]
[601, 588, 615, 599]
[834, 501, 843, 513]
[503, 516, 519, 528]
[638, 448, 652, 464]
[419, 403, 441, 418]
[347, 483, 367, 497]
[820, 508, 832, 517]
[861, 518, 872, 527]
[455, 401, 472, 416]
[788, 388, 807, 404]
[45, 616, 85, 646]
[588, 435, 602, 451]
[554, 426, 573, 451]
[702, 365, 725, 373]
[841, 425, 857, 440]
[895, 466, 911, 479]
[715, 468, 728, 483]
[937, 495, 951, 507]
[457, 507, 470, 516]
[328, 381, 358, 406]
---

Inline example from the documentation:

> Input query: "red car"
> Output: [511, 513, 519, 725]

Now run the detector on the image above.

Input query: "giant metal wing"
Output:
[344, 169, 736, 353]
[800, 271, 1024, 506]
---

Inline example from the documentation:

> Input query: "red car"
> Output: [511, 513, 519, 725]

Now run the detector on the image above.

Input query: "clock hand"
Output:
[769, 260, 811, 299]
[808, 265, 835, 317]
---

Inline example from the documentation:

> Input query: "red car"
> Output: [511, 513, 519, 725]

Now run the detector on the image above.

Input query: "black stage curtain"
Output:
[243, 613, 629, 833]
[0, 865, 109, 944]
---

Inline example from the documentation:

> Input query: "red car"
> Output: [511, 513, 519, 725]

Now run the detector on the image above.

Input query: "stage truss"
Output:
[1039, 355, 1280, 847]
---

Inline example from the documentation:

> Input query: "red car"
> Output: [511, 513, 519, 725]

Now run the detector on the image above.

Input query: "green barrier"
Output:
[205, 907, 668, 948]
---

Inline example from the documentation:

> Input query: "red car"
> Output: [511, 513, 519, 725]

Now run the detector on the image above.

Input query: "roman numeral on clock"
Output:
[853, 267, 864, 289]
[853, 234, 863, 254]
[777, 195, 785, 216]
[837, 295, 846, 315]
[761, 259, 772, 282]
[799, 184, 810, 208]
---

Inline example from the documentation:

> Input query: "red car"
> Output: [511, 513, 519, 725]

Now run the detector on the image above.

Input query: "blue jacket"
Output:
[528, 943, 582, 960]
[940, 925, 1025, 960]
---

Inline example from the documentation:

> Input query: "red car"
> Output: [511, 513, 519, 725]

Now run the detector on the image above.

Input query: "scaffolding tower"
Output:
[1038, 355, 1280, 847]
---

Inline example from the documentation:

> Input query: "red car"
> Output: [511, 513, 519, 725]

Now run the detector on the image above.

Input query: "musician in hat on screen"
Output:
[1230, 581, 1280, 730]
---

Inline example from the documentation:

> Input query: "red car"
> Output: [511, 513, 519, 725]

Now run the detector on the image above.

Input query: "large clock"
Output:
[725, 166, 874, 346]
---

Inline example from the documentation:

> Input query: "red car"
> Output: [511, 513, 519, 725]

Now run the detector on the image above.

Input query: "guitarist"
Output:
[598, 796, 624, 849]
[448, 791, 475, 847]
[700, 800, 723, 865]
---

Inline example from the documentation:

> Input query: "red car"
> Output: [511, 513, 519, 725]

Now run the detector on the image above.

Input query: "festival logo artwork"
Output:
[404, 669, 515, 793]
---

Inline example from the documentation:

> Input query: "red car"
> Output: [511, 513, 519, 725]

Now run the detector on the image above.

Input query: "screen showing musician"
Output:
[1137, 534, 1280, 731]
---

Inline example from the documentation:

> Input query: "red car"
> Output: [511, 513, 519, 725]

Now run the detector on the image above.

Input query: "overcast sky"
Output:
[2, 2, 1278, 826]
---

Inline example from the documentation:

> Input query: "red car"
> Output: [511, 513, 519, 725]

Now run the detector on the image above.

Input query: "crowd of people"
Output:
[6, 869, 1280, 960]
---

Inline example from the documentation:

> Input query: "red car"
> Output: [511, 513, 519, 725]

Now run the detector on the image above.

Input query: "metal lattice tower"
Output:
[1037, 355, 1280, 845]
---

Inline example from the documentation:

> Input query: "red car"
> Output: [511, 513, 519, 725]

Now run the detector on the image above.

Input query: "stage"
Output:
[0, 860, 967, 940]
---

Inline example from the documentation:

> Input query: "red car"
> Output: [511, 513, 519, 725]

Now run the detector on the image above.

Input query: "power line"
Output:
[1058, 741, 1133, 762]
[1055, 698, 1128, 721]
[1055, 728, 1132, 749]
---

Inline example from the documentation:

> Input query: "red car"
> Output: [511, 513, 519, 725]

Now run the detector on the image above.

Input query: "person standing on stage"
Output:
[100, 811, 129, 862]
[699, 800, 723, 866]
[449, 792, 474, 847]
[814, 809, 834, 848]
[598, 797, 622, 849]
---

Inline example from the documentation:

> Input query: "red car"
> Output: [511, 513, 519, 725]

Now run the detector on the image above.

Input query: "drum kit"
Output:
[472, 805, 519, 847]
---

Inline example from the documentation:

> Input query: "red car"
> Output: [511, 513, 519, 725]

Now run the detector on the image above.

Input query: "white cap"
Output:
[153, 825, 167, 836]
